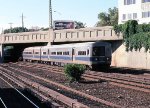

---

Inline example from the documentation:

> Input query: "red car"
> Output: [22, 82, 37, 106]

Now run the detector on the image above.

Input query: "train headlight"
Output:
[106, 57, 110, 61]
[95, 58, 99, 61]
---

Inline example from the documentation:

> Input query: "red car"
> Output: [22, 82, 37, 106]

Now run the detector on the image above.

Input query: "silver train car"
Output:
[23, 42, 112, 69]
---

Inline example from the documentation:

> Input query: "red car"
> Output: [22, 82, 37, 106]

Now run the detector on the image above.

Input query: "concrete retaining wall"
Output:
[111, 42, 150, 69]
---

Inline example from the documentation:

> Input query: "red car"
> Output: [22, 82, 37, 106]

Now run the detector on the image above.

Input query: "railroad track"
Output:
[0, 63, 122, 108]
[2, 62, 150, 107]
[0, 75, 40, 108]
[0, 66, 91, 108]
[14, 62, 150, 93]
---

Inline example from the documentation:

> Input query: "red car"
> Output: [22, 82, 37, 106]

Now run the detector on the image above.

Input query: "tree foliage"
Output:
[113, 20, 150, 51]
[96, 7, 118, 26]
[75, 21, 86, 29]
[4, 27, 29, 34]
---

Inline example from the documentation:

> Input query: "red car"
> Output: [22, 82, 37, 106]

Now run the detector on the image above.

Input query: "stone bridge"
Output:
[0, 26, 122, 44]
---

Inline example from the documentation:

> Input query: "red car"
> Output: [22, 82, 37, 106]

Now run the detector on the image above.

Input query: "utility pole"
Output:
[49, 0, 53, 29]
[21, 13, 25, 28]
[1, 28, 3, 34]
[8, 23, 13, 33]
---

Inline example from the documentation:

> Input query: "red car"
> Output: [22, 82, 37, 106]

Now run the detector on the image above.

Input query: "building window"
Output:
[128, 14, 132, 20]
[122, 14, 126, 20]
[133, 13, 137, 19]
[142, 0, 150, 3]
[122, 13, 137, 20]
[124, 0, 136, 5]
[142, 11, 150, 18]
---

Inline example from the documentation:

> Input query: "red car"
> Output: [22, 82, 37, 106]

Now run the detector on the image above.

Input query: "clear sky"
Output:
[0, 0, 117, 32]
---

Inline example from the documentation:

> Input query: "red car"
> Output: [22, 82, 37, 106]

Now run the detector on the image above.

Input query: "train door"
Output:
[48, 49, 50, 60]
[72, 48, 75, 61]
[40, 47, 42, 61]
[87, 47, 90, 62]
[33, 49, 34, 58]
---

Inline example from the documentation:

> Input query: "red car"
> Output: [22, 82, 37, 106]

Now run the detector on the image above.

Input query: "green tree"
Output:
[4, 27, 29, 34]
[64, 64, 86, 82]
[75, 21, 86, 29]
[96, 7, 118, 26]
[113, 20, 150, 51]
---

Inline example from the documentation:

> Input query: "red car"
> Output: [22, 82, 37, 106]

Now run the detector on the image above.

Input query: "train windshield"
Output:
[92, 46, 105, 56]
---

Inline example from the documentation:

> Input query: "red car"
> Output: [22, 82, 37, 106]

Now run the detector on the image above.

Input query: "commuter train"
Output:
[22, 42, 112, 69]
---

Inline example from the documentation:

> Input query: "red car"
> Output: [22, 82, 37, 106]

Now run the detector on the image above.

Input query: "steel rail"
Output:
[0, 76, 39, 108]
[0, 97, 7, 108]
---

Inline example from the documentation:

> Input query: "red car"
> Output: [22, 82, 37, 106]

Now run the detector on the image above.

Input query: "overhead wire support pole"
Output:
[20, 13, 26, 32]
[49, 0, 53, 29]
[21, 13, 25, 28]
[8, 23, 13, 33]
[8, 23, 13, 29]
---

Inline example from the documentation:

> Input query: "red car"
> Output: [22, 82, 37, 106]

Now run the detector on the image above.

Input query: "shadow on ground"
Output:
[0, 88, 50, 108]
[95, 66, 150, 75]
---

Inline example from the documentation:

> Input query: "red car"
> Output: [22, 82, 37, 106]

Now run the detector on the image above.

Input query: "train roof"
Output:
[50, 42, 110, 48]
[24, 46, 42, 50]
[23, 42, 111, 51]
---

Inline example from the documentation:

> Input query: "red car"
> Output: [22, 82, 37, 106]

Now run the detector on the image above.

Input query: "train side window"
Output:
[63, 52, 69, 55]
[43, 52, 46, 55]
[78, 51, 80, 55]
[35, 52, 39, 54]
[28, 52, 31, 54]
[57, 52, 62, 55]
[78, 51, 87, 55]
[51, 52, 56, 55]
